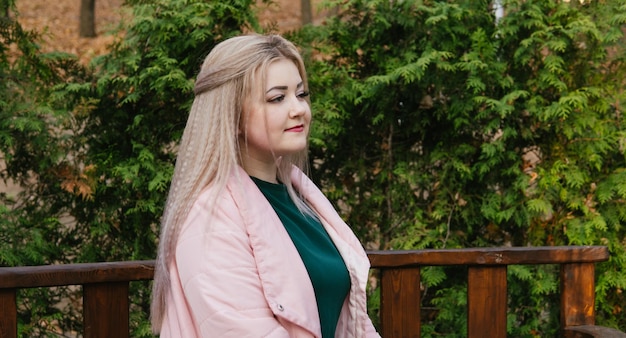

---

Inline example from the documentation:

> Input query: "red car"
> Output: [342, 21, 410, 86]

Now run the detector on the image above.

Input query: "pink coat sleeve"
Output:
[167, 192, 291, 337]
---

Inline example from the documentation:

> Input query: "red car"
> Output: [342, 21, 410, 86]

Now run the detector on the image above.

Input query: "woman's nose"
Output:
[289, 96, 307, 118]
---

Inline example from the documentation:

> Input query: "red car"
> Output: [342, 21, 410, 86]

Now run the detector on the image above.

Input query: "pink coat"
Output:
[160, 166, 380, 337]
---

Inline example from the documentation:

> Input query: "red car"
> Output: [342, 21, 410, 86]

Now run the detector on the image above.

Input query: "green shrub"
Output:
[292, 0, 626, 335]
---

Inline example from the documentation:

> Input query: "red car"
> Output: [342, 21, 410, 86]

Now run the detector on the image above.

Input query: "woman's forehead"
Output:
[265, 60, 302, 87]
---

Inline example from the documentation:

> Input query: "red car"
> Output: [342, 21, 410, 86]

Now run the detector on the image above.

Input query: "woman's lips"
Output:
[285, 125, 304, 132]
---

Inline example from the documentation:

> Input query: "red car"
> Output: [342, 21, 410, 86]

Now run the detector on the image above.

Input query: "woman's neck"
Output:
[240, 155, 279, 183]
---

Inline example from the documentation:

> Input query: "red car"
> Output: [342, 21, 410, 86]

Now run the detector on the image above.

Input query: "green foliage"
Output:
[428, 282, 467, 337]
[506, 264, 560, 337]
[291, 0, 626, 335]
[1, 3, 88, 335]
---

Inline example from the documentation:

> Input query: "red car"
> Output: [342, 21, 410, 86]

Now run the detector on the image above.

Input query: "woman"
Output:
[151, 34, 380, 338]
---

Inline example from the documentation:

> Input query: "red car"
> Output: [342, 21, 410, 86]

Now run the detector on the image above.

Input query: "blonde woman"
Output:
[151, 34, 380, 338]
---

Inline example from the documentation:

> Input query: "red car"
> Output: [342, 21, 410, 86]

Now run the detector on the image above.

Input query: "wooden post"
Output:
[561, 263, 595, 337]
[83, 282, 129, 338]
[0, 289, 17, 338]
[379, 267, 421, 338]
[467, 266, 507, 338]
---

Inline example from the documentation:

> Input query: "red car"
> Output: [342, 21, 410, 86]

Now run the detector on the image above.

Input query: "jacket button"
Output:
[277, 304, 284, 311]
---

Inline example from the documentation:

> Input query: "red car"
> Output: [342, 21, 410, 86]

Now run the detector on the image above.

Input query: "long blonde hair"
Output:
[150, 34, 311, 332]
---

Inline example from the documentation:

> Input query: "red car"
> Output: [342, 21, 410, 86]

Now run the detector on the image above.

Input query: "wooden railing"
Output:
[0, 246, 625, 338]
[368, 246, 625, 338]
[0, 260, 154, 338]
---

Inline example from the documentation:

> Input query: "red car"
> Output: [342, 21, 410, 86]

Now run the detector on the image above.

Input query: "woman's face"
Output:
[241, 58, 311, 164]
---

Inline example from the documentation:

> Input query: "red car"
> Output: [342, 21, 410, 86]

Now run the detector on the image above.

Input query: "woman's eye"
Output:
[267, 91, 309, 103]
[268, 95, 285, 103]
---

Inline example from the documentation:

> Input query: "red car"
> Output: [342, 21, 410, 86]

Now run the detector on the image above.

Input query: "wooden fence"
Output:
[1, 246, 625, 337]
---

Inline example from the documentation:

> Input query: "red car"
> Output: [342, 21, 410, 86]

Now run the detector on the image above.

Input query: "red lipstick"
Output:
[285, 125, 304, 132]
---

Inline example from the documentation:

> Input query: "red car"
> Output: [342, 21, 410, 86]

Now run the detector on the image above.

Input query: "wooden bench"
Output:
[0, 246, 624, 337]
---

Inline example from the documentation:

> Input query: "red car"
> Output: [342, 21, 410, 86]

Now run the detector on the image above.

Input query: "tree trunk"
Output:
[79, 0, 96, 38]
[301, 0, 312, 25]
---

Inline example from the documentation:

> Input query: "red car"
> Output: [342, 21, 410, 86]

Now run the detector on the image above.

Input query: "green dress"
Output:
[252, 177, 351, 338]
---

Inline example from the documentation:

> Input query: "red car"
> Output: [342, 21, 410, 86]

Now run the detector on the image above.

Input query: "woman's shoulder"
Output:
[178, 173, 246, 236]
[193, 166, 256, 207]
[185, 167, 265, 229]
[289, 166, 324, 203]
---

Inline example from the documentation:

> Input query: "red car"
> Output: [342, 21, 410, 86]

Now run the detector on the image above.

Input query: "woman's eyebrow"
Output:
[266, 82, 304, 93]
